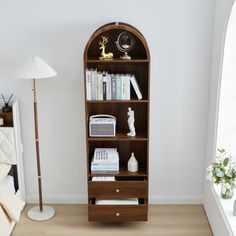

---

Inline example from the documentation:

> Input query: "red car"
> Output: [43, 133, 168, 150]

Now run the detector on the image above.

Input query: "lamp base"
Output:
[28, 206, 55, 221]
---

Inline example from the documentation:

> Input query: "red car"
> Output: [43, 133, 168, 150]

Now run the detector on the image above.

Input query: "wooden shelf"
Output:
[87, 99, 148, 104]
[86, 58, 149, 63]
[89, 169, 147, 177]
[87, 133, 148, 141]
[84, 22, 150, 222]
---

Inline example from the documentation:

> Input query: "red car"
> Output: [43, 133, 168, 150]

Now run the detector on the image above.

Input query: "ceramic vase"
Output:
[128, 152, 138, 172]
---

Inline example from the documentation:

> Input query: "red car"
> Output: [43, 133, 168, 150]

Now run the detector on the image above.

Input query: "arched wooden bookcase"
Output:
[84, 22, 150, 221]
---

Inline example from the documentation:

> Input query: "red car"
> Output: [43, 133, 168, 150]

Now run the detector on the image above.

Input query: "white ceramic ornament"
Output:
[128, 152, 138, 172]
[127, 107, 136, 137]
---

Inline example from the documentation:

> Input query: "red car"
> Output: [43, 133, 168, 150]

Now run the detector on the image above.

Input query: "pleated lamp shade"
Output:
[19, 57, 57, 79]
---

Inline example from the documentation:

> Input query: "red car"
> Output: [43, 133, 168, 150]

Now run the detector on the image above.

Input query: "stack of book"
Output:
[86, 69, 142, 101]
[91, 148, 119, 174]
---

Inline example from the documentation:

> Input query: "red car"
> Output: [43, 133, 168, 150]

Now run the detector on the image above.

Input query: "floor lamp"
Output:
[19, 57, 57, 221]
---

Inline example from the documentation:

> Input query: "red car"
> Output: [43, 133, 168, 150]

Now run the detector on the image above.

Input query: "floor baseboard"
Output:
[149, 194, 203, 204]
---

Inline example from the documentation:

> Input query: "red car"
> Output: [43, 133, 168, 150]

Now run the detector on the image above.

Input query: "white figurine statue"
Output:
[127, 107, 136, 137]
[128, 152, 138, 172]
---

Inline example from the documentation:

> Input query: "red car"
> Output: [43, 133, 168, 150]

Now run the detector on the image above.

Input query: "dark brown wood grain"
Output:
[88, 181, 148, 198]
[84, 22, 150, 222]
[88, 203, 148, 221]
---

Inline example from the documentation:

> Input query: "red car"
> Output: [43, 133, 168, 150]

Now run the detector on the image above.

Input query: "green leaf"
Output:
[223, 158, 229, 167]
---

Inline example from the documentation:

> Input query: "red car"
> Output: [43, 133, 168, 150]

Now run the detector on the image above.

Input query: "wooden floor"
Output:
[12, 204, 213, 236]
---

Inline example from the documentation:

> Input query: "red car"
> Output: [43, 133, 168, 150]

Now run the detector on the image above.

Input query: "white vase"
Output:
[128, 152, 138, 172]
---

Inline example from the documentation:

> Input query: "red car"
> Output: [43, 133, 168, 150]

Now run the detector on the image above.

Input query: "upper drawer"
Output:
[88, 181, 148, 198]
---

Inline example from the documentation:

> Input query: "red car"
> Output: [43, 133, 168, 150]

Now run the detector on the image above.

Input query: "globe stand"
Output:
[121, 52, 131, 60]
[28, 206, 55, 221]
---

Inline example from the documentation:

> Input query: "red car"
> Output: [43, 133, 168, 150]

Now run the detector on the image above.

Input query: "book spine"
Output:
[93, 154, 119, 162]
[91, 170, 119, 174]
[126, 75, 130, 100]
[111, 74, 116, 100]
[91, 70, 96, 100]
[91, 162, 119, 167]
[93, 158, 119, 163]
[86, 69, 91, 100]
[97, 73, 103, 100]
[130, 75, 143, 100]
[91, 167, 119, 171]
[95, 72, 99, 100]
[94, 148, 118, 152]
[106, 74, 112, 100]
[116, 75, 122, 100]
[92, 162, 119, 166]
[103, 72, 107, 100]
[91, 165, 119, 169]
[94, 150, 119, 155]
[121, 75, 126, 100]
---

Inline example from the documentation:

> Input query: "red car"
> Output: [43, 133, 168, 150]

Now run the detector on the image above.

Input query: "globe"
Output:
[115, 31, 135, 59]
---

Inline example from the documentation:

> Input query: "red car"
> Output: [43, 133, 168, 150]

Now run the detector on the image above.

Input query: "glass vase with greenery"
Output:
[207, 148, 236, 199]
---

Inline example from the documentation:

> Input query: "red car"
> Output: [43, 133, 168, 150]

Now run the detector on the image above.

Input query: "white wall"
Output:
[217, 3, 236, 158]
[203, 0, 235, 235]
[0, 0, 214, 204]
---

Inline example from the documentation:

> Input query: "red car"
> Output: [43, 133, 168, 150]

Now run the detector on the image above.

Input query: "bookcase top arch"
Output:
[84, 22, 150, 60]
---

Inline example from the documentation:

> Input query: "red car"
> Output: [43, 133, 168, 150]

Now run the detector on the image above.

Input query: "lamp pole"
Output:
[33, 79, 43, 211]
[20, 56, 56, 221]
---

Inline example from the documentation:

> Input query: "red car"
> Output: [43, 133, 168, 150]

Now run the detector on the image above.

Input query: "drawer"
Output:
[88, 181, 148, 198]
[88, 199, 147, 221]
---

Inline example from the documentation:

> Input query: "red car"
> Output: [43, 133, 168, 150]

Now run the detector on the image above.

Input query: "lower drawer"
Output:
[88, 199, 148, 221]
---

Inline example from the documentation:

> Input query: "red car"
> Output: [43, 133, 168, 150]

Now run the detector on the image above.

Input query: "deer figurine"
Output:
[99, 36, 113, 60]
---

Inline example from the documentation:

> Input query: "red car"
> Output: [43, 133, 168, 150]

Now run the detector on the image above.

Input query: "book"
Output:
[106, 74, 112, 100]
[97, 72, 103, 100]
[93, 149, 119, 163]
[90, 69, 96, 100]
[116, 74, 122, 100]
[111, 74, 116, 100]
[91, 165, 119, 170]
[86, 69, 91, 100]
[91, 148, 119, 173]
[130, 75, 142, 100]
[125, 74, 131, 100]
[86, 69, 137, 101]
[94, 148, 118, 157]
[102, 72, 107, 100]
[94, 148, 118, 153]
[92, 176, 115, 181]
[91, 170, 119, 174]
[91, 163, 118, 167]
[121, 75, 127, 100]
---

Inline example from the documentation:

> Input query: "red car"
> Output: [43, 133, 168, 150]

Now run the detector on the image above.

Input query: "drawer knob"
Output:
[116, 188, 120, 193]
[116, 212, 120, 217]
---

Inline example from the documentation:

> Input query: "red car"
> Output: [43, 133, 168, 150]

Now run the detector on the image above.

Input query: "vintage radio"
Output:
[89, 114, 116, 137]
